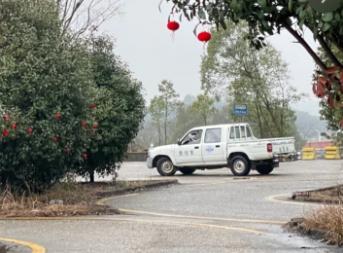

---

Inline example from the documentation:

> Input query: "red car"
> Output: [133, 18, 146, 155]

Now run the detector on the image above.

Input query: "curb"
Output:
[0, 237, 45, 253]
[96, 179, 178, 198]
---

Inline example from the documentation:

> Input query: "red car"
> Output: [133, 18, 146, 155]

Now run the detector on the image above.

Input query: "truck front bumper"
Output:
[146, 157, 153, 168]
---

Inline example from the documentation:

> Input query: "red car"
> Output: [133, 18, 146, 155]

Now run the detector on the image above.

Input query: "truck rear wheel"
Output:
[230, 156, 251, 176]
[156, 157, 176, 176]
[256, 164, 274, 175]
[179, 168, 196, 175]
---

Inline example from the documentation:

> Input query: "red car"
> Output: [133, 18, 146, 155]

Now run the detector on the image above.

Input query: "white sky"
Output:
[99, 0, 322, 116]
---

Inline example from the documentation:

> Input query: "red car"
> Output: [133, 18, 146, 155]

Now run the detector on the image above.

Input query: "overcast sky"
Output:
[99, 0, 322, 116]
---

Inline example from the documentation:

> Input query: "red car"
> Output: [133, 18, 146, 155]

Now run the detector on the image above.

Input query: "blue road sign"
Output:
[233, 104, 247, 116]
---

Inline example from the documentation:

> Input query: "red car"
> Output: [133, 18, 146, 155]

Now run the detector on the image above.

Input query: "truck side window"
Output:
[181, 129, 202, 145]
[246, 126, 252, 138]
[240, 126, 246, 139]
[205, 128, 221, 143]
[235, 126, 240, 139]
[229, 127, 235, 139]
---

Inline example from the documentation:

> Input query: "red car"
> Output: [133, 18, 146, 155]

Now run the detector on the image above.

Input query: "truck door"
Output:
[201, 128, 226, 165]
[175, 129, 204, 166]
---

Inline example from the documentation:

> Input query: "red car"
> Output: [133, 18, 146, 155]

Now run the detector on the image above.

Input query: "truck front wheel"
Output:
[256, 164, 274, 175]
[230, 156, 251, 176]
[156, 157, 176, 176]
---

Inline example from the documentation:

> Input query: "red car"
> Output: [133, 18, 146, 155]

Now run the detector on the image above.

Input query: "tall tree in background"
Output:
[158, 80, 180, 144]
[148, 96, 164, 145]
[191, 92, 215, 125]
[201, 22, 301, 138]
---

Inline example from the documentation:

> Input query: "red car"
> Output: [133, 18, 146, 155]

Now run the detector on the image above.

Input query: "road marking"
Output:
[0, 237, 45, 253]
[0, 216, 263, 235]
[117, 208, 285, 225]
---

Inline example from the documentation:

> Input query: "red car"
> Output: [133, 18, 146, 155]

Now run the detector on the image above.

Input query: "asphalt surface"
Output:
[1, 160, 343, 252]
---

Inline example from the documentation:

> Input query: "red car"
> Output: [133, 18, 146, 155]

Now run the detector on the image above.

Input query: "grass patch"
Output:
[0, 180, 174, 217]
[286, 205, 343, 246]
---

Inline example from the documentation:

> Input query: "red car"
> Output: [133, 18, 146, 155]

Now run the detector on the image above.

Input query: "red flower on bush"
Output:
[81, 152, 88, 160]
[11, 123, 17, 130]
[92, 122, 99, 129]
[80, 120, 88, 128]
[51, 135, 60, 143]
[88, 103, 96, 109]
[3, 113, 10, 122]
[54, 112, 62, 121]
[2, 129, 9, 137]
[27, 127, 33, 136]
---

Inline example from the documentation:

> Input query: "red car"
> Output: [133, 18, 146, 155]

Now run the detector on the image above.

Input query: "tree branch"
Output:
[283, 22, 327, 71]
[317, 35, 343, 68]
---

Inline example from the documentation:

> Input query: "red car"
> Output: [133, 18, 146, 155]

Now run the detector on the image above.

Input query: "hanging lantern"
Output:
[167, 21, 180, 31]
[197, 31, 212, 43]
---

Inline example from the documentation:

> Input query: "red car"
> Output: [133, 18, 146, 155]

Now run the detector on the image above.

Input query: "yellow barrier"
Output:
[302, 147, 316, 160]
[324, 146, 340, 159]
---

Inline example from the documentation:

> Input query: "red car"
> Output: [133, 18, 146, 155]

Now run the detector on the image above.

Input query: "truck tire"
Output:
[230, 155, 251, 176]
[179, 168, 196, 175]
[256, 164, 274, 175]
[156, 157, 176, 176]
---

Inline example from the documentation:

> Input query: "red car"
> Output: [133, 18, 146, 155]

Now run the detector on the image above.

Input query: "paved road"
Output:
[1, 160, 343, 252]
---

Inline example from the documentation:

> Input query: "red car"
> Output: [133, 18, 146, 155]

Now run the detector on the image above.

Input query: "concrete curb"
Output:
[96, 179, 178, 199]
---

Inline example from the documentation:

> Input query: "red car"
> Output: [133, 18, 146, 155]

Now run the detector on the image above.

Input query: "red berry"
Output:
[2, 129, 9, 137]
[54, 112, 62, 121]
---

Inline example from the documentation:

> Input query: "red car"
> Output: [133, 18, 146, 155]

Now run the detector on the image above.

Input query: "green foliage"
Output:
[166, 0, 343, 60]
[201, 22, 301, 139]
[0, 0, 96, 192]
[157, 80, 180, 145]
[191, 93, 215, 125]
[77, 37, 145, 181]
[0, 1, 145, 191]
[148, 96, 165, 145]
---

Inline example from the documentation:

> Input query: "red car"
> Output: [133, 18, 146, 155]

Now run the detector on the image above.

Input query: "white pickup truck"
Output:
[147, 123, 287, 176]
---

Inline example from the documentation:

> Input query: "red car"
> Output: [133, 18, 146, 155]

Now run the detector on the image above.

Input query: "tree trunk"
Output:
[89, 170, 95, 183]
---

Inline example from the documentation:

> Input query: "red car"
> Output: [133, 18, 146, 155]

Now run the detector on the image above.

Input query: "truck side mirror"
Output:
[177, 139, 182, 145]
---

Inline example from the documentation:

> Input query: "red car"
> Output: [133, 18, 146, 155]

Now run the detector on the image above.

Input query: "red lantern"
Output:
[54, 112, 62, 121]
[197, 31, 212, 42]
[2, 129, 9, 137]
[167, 21, 180, 31]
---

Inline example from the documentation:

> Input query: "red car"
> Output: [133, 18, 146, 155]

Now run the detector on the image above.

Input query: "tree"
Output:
[201, 22, 301, 138]
[0, 0, 95, 191]
[191, 92, 215, 125]
[77, 37, 145, 182]
[149, 96, 164, 145]
[158, 80, 180, 144]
